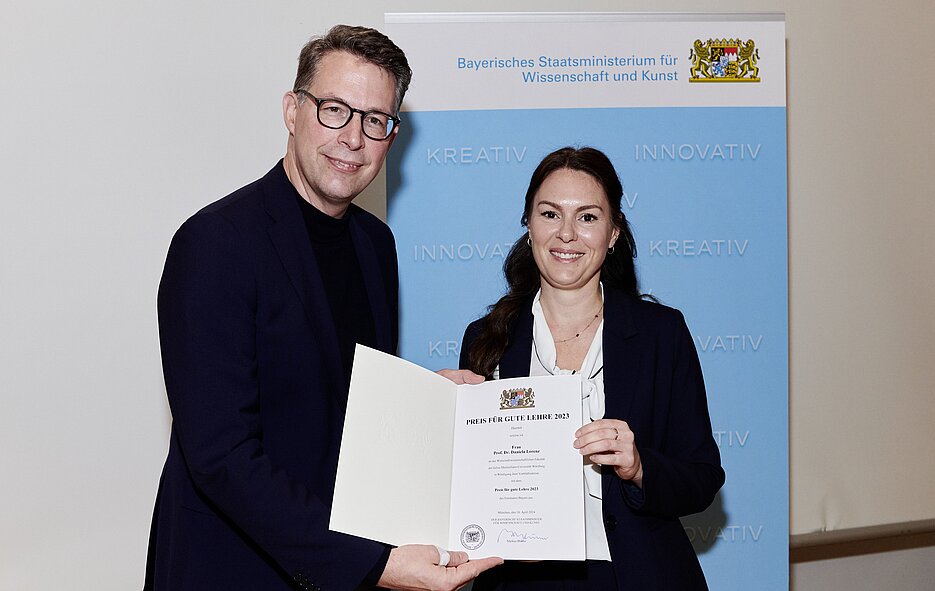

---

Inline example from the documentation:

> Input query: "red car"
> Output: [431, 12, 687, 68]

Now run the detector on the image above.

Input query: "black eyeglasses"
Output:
[295, 90, 399, 141]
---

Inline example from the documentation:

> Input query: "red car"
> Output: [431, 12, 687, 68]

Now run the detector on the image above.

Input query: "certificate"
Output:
[330, 345, 585, 560]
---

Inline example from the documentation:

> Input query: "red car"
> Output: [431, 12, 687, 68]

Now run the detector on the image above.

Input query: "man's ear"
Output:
[283, 91, 298, 136]
[385, 124, 399, 150]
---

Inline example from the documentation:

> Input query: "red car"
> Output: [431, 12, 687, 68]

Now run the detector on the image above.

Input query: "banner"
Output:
[386, 13, 787, 590]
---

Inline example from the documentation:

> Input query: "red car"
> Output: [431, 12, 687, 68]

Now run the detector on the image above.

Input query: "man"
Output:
[145, 25, 500, 591]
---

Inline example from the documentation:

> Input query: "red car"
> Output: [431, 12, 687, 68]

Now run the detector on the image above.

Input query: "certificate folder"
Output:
[330, 345, 585, 560]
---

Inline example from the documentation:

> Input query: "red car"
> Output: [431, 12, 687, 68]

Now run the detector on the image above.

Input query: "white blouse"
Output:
[529, 289, 611, 561]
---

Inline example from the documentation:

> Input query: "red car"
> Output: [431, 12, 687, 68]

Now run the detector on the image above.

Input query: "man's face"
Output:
[283, 50, 397, 217]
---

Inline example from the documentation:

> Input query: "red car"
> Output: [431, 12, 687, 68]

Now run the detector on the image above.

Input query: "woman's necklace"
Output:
[554, 302, 604, 344]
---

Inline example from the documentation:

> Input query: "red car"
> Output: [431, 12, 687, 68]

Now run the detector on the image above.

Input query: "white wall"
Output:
[2, 1, 933, 589]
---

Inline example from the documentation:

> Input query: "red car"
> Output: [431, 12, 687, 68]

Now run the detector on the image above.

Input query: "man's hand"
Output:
[436, 369, 485, 385]
[377, 544, 502, 591]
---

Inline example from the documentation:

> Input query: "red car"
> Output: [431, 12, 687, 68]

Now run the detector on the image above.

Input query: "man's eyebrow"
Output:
[316, 93, 394, 114]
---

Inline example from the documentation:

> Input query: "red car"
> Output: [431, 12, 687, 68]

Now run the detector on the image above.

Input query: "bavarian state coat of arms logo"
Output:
[500, 387, 535, 410]
[689, 38, 760, 82]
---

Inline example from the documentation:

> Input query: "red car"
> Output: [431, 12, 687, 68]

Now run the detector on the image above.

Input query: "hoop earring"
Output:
[527, 236, 532, 247]
[607, 246, 615, 254]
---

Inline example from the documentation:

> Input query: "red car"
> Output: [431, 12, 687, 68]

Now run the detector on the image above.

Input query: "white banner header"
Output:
[387, 13, 786, 111]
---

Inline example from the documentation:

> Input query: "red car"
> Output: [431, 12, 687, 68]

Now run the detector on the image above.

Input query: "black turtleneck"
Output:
[293, 192, 390, 585]
[293, 193, 376, 384]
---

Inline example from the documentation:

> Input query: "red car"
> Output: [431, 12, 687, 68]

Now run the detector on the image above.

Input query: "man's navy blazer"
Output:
[145, 162, 397, 591]
[461, 286, 724, 590]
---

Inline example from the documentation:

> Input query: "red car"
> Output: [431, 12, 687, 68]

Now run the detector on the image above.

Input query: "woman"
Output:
[460, 147, 724, 590]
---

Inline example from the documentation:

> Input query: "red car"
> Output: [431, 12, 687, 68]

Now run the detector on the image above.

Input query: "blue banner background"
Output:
[388, 105, 788, 590]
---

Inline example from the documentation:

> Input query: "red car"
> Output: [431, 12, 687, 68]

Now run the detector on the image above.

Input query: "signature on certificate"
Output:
[498, 528, 549, 543]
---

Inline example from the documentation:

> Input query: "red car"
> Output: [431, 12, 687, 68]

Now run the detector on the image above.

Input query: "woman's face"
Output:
[527, 168, 620, 293]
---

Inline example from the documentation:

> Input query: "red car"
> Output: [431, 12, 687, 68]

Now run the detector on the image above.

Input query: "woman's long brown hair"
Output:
[465, 147, 640, 378]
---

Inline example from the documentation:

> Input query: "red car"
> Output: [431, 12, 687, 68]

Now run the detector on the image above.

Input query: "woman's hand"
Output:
[436, 369, 485, 385]
[574, 419, 643, 488]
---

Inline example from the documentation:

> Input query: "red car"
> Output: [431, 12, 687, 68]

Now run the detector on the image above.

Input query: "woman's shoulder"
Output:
[463, 316, 486, 339]
[459, 316, 490, 370]
[605, 287, 688, 331]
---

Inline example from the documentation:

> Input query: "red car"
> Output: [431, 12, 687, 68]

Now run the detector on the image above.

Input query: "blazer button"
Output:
[603, 515, 617, 531]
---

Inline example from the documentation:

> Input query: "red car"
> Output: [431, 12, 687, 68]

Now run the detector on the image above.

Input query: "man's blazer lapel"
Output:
[261, 169, 344, 391]
[349, 216, 392, 353]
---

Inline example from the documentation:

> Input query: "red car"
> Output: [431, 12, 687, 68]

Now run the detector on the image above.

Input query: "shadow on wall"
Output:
[385, 104, 419, 221]
[681, 490, 729, 555]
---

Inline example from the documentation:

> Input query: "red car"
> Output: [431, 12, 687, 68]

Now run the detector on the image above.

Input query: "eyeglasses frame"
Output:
[294, 89, 400, 141]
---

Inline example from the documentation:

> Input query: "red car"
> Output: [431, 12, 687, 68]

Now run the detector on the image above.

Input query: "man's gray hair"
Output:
[293, 24, 412, 113]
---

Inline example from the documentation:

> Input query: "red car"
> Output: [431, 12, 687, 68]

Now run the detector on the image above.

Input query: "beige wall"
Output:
[1, 1, 932, 589]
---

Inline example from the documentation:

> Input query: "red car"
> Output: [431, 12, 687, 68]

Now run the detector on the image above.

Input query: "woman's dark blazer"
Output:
[460, 286, 724, 590]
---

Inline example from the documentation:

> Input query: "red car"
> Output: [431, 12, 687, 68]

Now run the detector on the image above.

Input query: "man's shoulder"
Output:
[199, 177, 265, 216]
[346, 203, 395, 245]
[195, 163, 282, 221]
[167, 164, 283, 251]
